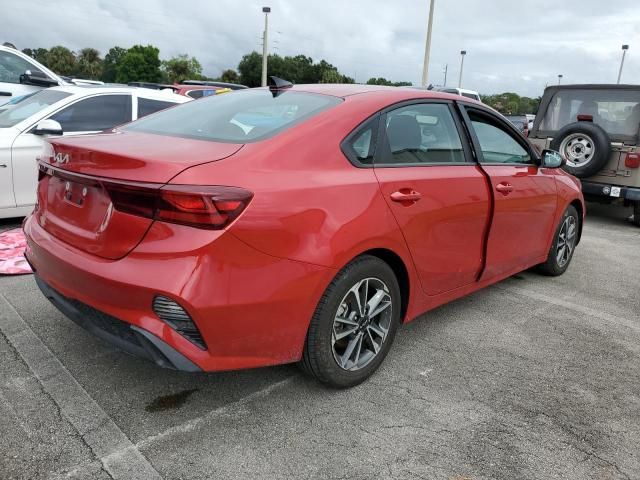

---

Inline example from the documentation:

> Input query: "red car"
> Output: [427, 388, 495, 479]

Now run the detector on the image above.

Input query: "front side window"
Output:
[137, 97, 174, 118]
[381, 103, 465, 165]
[126, 89, 341, 143]
[0, 89, 71, 128]
[0, 51, 44, 84]
[50, 94, 132, 132]
[467, 110, 531, 164]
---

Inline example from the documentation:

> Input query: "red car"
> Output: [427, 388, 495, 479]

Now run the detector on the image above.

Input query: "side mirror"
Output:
[541, 149, 565, 168]
[19, 70, 59, 88]
[33, 119, 63, 136]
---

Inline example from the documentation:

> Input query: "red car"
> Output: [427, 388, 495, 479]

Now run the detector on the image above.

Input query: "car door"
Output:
[370, 101, 491, 296]
[460, 105, 557, 280]
[10, 94, 132, 207]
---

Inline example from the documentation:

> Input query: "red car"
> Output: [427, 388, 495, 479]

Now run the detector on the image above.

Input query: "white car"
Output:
[0, 45, 101, 106]
[435, 87, 482, 102]
[0, 85, 190, 219]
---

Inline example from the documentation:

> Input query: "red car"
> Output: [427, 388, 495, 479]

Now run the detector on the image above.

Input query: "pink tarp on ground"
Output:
[0, 228, 32, 275]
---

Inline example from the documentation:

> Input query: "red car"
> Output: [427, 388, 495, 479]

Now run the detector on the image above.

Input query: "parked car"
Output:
[24, 80, 583, 388]
[434, 87, 481, 102]
[181, 80, 248, 90]
[127, 82, 224, 99]
[529, 84, 640, 226]
[0, 45, 102, 106]
[505, 114, 529, 136]
[0, 85, 189, 219]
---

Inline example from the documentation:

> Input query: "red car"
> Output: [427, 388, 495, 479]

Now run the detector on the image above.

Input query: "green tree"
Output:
[45, 46, 76, 76]
[102, 46, 126, 82]
[220, 69, 239, 83]
[366, 77, 412, 87]
[74, 48, 102, 80]
[115, 45, 161, 83]
[238, 51, 263, 87]
[161, 54, 202, 83]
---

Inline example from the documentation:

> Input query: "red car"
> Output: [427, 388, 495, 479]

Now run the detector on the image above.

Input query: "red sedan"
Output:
[24, 80, 584, 387]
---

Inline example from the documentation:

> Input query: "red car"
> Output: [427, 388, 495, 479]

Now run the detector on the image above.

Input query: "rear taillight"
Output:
[625, 153, 640, 169]
[104, 183, 253, 229]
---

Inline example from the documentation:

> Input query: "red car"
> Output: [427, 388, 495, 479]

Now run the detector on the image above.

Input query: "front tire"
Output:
[301, 255, 401, 388]
[537, 205, 580, 276]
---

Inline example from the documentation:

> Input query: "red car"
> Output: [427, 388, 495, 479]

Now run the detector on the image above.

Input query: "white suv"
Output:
[0, 85, 190, 219]
[0, 45, 101, 106]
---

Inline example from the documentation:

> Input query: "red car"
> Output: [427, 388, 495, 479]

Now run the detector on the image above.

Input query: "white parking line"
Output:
[0, 294, 162, 480]
[496, 284, 639, 333]
[135, 375, 296, 450]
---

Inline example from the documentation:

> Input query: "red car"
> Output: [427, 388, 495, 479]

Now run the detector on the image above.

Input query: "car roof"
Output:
[544, 84, 640, 92]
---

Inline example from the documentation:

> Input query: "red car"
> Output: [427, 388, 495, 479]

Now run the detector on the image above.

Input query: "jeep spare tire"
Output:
[550, 122, 611, 178]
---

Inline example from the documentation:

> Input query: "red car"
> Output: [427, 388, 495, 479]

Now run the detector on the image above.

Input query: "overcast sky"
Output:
[6, 0, 640, 96]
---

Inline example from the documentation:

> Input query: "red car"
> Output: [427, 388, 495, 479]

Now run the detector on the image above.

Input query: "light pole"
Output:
[558, 74, 563, 85]
[443, 64, 448, 87]
[458, 50, 466, 88]
[421, 0, 436, 87]
[617, 44, 629, 84]
[261, 6, 271, 87]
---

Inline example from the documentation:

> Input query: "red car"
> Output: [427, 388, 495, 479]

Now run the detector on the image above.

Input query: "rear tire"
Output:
[300, 255, 401, 388]
[537, 205, 580, 276]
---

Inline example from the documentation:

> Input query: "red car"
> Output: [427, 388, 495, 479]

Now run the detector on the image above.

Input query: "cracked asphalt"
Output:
[1, 202, 639, 480]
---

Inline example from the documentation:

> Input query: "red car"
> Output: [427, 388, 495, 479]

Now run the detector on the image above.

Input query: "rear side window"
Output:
[125, 89, 342, 143]
[137, 98, 175, 118]
[342, 118, 378, 165]
[380, 103, 465, 165]
[50, 94, 132, 132]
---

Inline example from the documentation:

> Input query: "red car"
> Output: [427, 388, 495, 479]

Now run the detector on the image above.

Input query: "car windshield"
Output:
[125, 89, 342, 143]
[539, 88, 640, 137]
[0, 90, 71, 128]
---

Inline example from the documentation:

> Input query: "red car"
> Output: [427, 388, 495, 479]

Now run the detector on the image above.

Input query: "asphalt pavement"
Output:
[0, 203, 638, 480]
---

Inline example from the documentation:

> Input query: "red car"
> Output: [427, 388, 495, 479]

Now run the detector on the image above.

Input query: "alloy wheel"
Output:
[331, 277, 393, 371]
[556, 215, 577, 267]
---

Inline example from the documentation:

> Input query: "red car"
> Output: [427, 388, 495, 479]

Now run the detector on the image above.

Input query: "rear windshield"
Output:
[0, 89, 71, 128]
[540, 89, 640, 137]
[125, 89, 341, 142]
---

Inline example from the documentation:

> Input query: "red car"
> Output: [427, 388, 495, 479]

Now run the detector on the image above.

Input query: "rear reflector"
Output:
[625, 153, 640, 169]
[104, 183, 253, 230]
[152, 296, 207, 350]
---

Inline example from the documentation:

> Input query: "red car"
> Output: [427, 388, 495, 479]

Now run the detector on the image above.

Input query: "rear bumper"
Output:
[23, 215, 332, 372]
[34, 275, 201, 371]
[581, 180, 640, 202]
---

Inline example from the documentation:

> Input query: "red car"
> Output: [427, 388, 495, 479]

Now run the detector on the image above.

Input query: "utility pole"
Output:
[443, 64, 448, 87]
[421, 0, 436, 87]
[617, 44, 629, 84]
[558, 74, 563, 85]
[261, 6, 271, 87]
[458, 50, 466, 88]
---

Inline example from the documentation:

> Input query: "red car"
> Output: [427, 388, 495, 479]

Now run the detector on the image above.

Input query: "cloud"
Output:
[5, 0, 640, 96]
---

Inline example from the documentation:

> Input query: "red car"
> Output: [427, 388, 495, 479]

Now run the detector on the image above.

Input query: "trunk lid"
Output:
[35, 131, 243, 259]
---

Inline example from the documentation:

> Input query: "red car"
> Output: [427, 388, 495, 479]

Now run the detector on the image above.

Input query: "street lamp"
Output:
[558, 74, 563, 85]
[617, 44, 629, 84]
[261, 6, 271, 87]
[458, 50, 466, 88]
[421, 0, 436, 87]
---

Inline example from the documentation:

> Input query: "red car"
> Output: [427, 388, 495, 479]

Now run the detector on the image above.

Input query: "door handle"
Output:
[495, 182, 514, 195]
[0, 164, 7, 168]
[390, 189, 422, 204]
[0, 92, 12, 97]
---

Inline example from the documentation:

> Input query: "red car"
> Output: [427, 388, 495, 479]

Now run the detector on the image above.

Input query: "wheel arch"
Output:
[357, 248, 410, 322]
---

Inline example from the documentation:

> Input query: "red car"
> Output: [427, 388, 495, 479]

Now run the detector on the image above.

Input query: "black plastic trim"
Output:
[34, 275, 202, 372]
[581, 181, 640, 201]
